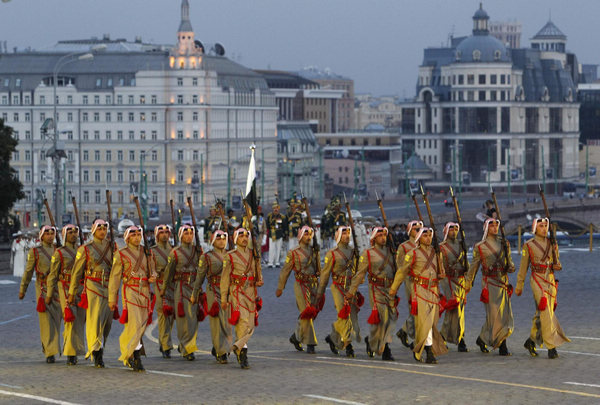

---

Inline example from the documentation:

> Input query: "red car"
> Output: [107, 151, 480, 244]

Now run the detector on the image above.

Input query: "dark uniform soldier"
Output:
[439, 222, 469, 352]
[47, 224, 85, 365]
[266, 202, 286, 268]
[395, 220, 423, 349]
[320, 198, 347, 251]
[465, 218, 515, 356]
[347, 227, 397, 361]
[277, 226, 320, 354]
[108, 225, 157, 372]
[516, 218, 570, 359]
[161, 224, 201, 361]
[151, 224, 175, 358]
[203, 205, 221, 243]
[69, 219, 115, 368]
[317, 225, 362, 357]
[18, 225, 61, 363]
[192, 230, 231, 364]
[391, 228, 449, 364]
[286, 199, 305, 251]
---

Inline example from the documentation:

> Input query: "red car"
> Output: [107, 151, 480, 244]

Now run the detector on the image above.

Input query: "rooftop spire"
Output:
[178, 0, 193, 32]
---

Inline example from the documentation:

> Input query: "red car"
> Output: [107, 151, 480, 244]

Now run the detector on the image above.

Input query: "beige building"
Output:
[354, 94, 403, 130]
[489, 20, 522, 48]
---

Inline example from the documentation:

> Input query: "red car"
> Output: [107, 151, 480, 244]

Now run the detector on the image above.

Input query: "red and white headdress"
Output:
[233, 227, 250, 244]
[90, 219, 109, 235]
[443, 222, 459, 242]
[211, 229, 228, 247]
[532, 217, 549, 234]
[38, 225, 56, 240]
[335, 225, 351, 244]
[124, 225, 142, 242]
[416, 227, 433, 243]
[369, 227, 388, 244]
[407, 220, 424, 235]
[297, 225, 314, 241]
[482, 218, 500, 241]
[154, 224, 171, 240]
[178, 224, 195, 244]
[61, 224, 79, 242]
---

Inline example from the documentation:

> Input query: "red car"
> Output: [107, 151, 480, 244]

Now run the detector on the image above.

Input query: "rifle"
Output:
[376, 190, 397, 253]
[186, 196, 204, 257]
[420, 184, 444, 276]
[538, 185, 560, 268]
[169, 198, 178, 245]
[450, 186, 469, 271]
[106, 190, 116, 261]
[241, 191, 263, 285]
[491, 189, 510, 272]
[71, 197, 85, 245]
[411, 190, 424, 222]
[43, 198, 62, 247]
[215, 197, 233, 248]
[343, 193, 361, 280]
[301, 192, 321, 281]
[133, 196, 152, 259]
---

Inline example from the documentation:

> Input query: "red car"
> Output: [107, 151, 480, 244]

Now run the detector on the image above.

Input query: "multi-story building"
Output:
[489, 20, 522, 48]
[354, 94, 403, 130]
[1, 0, 278, 226]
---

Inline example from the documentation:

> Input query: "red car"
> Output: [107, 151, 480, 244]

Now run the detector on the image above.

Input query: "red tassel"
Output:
[36, 296, 46, 313]
[146, 312, 153, 326]
[78, 292, 88, 309]
[254, 313, 259, 326]
[113, 306, 120, 320]
[507, 284, 514, 298]
[438, 295, 447, 316]
[207, 301, 220, 317]
[338, 303, 351, 319]
[538, 296, 548, 311]
[177, 301, 185, 318]
[480, 287, 489, 303]
[201, 293, 208, 313]
[255, 296, 263, 312]
[394, 295, 400, 308]
[147, 293, 156, 325]
[64, 306, 75, 322]
[554, 300, 557, 311]
[197, 303, 206, 322]
[163, 304, 174, 317]
[317, 295, 325, 311]
[300, 305, 318, 320]
[119, 308, 128, 324]
[228, 308, 240, 325]
[410, 297, 418, 315]
[356, 291, 365, 307]
[445, 297, 459, 311]
[367, 307, 380, 324]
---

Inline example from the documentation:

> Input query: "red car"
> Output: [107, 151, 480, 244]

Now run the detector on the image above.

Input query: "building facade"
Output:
[489, 20, 522, 48]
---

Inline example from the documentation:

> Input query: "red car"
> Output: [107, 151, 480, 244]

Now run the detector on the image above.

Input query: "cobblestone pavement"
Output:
[1, 249, 599, 404]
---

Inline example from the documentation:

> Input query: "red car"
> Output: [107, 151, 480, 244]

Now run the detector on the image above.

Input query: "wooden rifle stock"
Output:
[411, 191, 424, 222]
[242, 193, 263, 284]
[376, 191, 397, 253]
[133, 196, 152, 258]
[106, 190, 116, 261]
[42, 198, 62, 247]
[169, 199, 178, 245]
[71, 197, 85, 245]
[301, 194, 322, 279]
[343, 193, 361, 279]
[186, 196, 204, 257]
[538, 185, 559, 267]
[450, 187, 469, 271]
[420, 185, 444, 275]
[491, 190, 510, 272]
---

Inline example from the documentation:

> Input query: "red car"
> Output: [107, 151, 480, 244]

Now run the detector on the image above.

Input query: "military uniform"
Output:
[440, 237, 468, 348]
[20, 240, 61, 361]
[47, 240, 85, 362]
[108, 242, 157, 369]
[287, 207, 304, 251]
[395, 237, 417, 342]
[266, 210, 286, 267]
[517, 235, 570, 355]
[318, 242, 361, 355]
[161, 242, 201, 359]
[321, 210, 347, 250]
[203, 213, 221, 243]
[152, 240, 175, 356]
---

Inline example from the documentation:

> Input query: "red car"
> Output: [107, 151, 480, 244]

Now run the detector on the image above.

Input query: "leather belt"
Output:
[482, 267, 504, 276]
[369, 276, 392, 287]
[86, 270, 110, 281]
[209, 275, 221, 285]
[231, 274, 254, 286]
[411, 276, 439, 287]
[174, 271, 195, 283]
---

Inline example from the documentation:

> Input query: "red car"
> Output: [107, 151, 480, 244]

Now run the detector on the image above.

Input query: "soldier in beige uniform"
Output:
[391, 228, 448, 364]
[395, 220, 423, 349]
[108, 226, 157, 372]
[439, 222, 469, 352]
[516, 218, 570, 359]
[221, 228, 264, 369]
[465, 218, 515, 356]
[18, 225, 61, 363]
[69, 219, 115, 368]
[151, 224, 175, 358]
[47, 224, 85, 365]
[161, 224, 201, 361]
[276, 226, 320, 354]
[317, 226, 362, 357]
[192, 230, 231, 364]
[347, 227, 397, 361]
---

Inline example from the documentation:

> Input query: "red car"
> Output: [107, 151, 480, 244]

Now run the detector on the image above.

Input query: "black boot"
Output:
[211, 347, 217, 359]
[476, 337, 490, 353]
[548, 348, 559, 359]
[66, 355, 77, 365]
[365, 337, 374, 358]
[458, 338, 469, 352]
[382, 344, 394, 361]
[307, 345, 316, 354]
[160, 347, 172, 359]
[45, 355, 55, 364]
[425, 346, 438, 364]
[93, 349, 105, 368]
[325, 335, 339, 355]
[499, 340, 511, 356]
[345, 344, 355, 358]
[524, 338, 537, 357]
[289, 333, 303, 351]
[396, 329, 411, 348]
[239, 348, 250, 369]
[184, 352, 195, 361]
[217, 354, 228, 364]
[132, 350, 145, 372]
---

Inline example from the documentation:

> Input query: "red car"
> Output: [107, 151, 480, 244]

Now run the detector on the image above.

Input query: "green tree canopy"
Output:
[0, 119, 25, 220]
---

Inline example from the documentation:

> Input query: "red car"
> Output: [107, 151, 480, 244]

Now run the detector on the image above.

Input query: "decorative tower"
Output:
[177, 0, 196, 55]
[472, 3, 490, 35]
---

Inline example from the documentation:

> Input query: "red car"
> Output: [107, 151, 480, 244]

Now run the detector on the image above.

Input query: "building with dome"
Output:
[397, 4, 580, 193]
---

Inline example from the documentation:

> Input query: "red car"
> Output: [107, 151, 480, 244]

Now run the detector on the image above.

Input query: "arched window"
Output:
[473, 50, 481, 61]
[494, 50, 501, 61]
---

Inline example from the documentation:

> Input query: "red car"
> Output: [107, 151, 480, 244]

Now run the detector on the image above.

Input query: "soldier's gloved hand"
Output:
[389, 289, 397, 297]
[18, 292, 24, 300]
[108, 302, 116, 311]
[221, 300, 228, 308]
[45, 296, 52, 305]
[275, 288, 282, 298]
[256, 279, 264, 287]
[67, 294, 74, 305]
[515, 287, 523, 296]
[344, 291, 354, 300]
[159, 290, 166, 298]
[552, 263, 562, 271]
[190, 295, 196, 304]
[148, 276, 156, 284]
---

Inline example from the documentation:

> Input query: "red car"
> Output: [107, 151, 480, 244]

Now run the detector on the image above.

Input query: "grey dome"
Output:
[455, 35, 511, 63]
[473, 5, 489, 20]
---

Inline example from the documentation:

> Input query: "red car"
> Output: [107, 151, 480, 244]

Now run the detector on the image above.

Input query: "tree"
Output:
[0, 119, 25, 240]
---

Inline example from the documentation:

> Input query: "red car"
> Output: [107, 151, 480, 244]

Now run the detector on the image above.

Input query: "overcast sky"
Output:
[1, 0, 599, 97]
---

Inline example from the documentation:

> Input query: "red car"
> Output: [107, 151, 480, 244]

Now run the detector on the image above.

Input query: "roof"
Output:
[254, 69, 318, 89]
[277, 122, 316, 144]
[455, 34, 511, 63]
[405, 155, 430, 171]
[297, 66, 351, 81]
[473, 4, 489, 20]
[533, 20, 566, 40]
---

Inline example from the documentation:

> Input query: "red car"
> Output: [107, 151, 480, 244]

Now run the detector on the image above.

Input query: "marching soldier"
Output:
[151, 225, 175, 358]
[18, 225, 61, 363]
[69, 219, 114, 368]
[266, 202, 286, 268]
[439, 222, 469, 352]
[317, 225, 361, 357]
[161, 224, 201, 361]
[221, 228, 264, 369]
[192, 230, 231, 364]
[347, 227, 397, 361]
[108, 226, 157, 372]
[320, 198, 347, 250]
[391, 228, 448, 364]
[395, 220, 423, 349]
[47, 224, 85, 365]
[516, 218, 570, 359]
[276, 226, 320, 354]
[203, 205, 220, 243]
[465, 218, 515, 356]
[287, 199, 305, 251]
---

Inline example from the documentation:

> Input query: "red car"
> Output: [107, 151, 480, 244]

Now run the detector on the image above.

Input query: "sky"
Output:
[1, 0, 599, 97]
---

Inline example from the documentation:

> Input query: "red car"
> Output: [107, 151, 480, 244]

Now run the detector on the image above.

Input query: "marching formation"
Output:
[18, 185, 570, 372]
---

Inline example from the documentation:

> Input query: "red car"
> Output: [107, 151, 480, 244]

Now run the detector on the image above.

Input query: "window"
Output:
[83, 151, 89, 161]
[140, 112, 145, 122]
[67, 151, 73, 161]
[140, 131, 146, 140]
[25, 170, 31, 182]
[152, 191, 158, 203]
[177, 130, 183, 139]
[118, 170, 123, 182]
[40, 95, 46, 104]
[25, 112, 30, 122]
[129, 150, 135, 161]
[95, 79, 102, 88]
[473, 50, 481, 61]
[177, 77, 183, 86]
[82, 131, 89, 140]
[83, 170, 89, 182]
[193, 130, 199, 139]
[117, 131, 123, 140]
[106, 170, 112, 183]
[490, 75, 497, 85]
[105, 95, 111, 104]
[128, 95, 134, 104]
[67, 95, 73, 104]
[117, 95, 123, 104]
[458, 74, 464, 85]
[25, 130, 31, 140]
[151, 95, 157, 104]
[68, 171, 73, 183]
[129, 171, 135, 182]
[479, 91, 486, 101]
[151, 131, 157, 141]
[24, 95, 30, 104]
[140, 95, 145, 104]
[83, 191, 89, 203]
[94, 112, 99, 122]
[467, 91, 474, 101]
[94, 95, 100, 104]
[178, 191, 184, 203]
[67, 112, 73, 122]
[117, 150, 123, 161]
[192, 151, 198, 160]
[105, 112, 111, 121]
[83, 95, 88, 104]
[479, 74, 486, 85]
[13, 113, 18, 122]
[177, 150, 184, 160]
[500, 74, 506, 84]
[117, 112, 123, 122]
[151, 170, 157, 183]
[94, 150, 100, 161]
[119, 78, 124, 86]
[128, 112, 134, 122]
[151, 112, 157, 122]
[94, 131, 100, 140]
[177, 112, 183, 121]
[129, 131, 134, 140]
[177, 170, 184, 182]
[192, 112, 198, 121]
[177, 95, 183, 104]
[151, 150, 157, 161]
[106, 150, 112, 161]
[467, 75, 474, 85]
[490, 91, 497, 101]
[15, 78, 21, 87]
[94, 170, 100, 182]
[192, 77, 198, 86]
[40, 150, 46, 160]
[95, 190, 101, 203]
[192, 95, 198, 104]
[82, 112, 88, 122]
